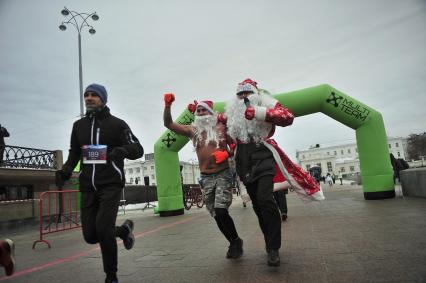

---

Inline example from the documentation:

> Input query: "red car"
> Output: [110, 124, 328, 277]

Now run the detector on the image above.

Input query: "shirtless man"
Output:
[163, 93, 243, 259]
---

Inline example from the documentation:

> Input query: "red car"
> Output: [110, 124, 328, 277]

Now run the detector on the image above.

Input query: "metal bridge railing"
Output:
[0, 145, 59, 170]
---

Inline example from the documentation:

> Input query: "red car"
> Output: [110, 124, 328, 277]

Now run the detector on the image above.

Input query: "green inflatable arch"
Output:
[154, 84, 394, 216]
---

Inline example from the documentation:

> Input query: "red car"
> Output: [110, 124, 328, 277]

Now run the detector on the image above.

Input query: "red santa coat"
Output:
[244, 95, 324, 202]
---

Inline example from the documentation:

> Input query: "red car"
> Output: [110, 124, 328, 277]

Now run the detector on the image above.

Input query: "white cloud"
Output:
[1, 0, 425, 162]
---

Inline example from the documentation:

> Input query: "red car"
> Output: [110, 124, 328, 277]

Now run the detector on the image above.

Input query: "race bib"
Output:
[82, 145, 107, 164]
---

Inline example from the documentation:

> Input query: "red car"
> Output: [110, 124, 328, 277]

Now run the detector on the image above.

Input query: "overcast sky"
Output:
[1, 0, 425, 162]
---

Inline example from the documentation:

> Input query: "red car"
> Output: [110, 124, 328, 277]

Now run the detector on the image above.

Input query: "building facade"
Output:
[296, 137, 407, 177]
[124, 153, 200, 185]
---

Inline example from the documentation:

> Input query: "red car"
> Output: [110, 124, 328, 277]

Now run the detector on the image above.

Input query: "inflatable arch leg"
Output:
[154, 84, 394, 216]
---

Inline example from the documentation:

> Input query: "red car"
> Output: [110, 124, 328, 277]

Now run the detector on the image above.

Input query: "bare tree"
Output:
[406, 132, 426, 160]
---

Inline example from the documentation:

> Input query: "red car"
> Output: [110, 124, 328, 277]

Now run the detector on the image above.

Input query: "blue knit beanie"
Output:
[84, 83, 108, 104]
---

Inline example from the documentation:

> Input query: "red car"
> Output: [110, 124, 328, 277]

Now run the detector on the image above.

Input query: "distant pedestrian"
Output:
[0, 239, 15, 277]
[55, 83, 144, 283]
[326, 174, 333, 187]
[338, 171, 343, 185]
[0, 124, 10, 166]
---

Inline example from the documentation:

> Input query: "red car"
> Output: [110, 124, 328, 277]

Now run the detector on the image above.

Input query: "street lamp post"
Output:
[59, 7, 99, 117]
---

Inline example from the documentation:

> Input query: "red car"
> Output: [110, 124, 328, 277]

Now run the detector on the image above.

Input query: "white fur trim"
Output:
[197, 101, 214, 114]
[254, 106, 267, 121]
[236, 83, 258, 94]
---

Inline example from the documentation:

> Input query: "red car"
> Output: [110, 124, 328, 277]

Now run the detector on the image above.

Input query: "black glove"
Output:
[55, 167, 72, 188]
[108, 147, 128, 163]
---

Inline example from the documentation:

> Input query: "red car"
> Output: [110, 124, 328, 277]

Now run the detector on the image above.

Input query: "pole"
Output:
[192, 162, 195, 184]
[78, 33, 84, 117]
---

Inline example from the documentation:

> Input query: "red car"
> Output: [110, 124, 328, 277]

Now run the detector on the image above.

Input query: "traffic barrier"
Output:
[32, 190, 80, 249]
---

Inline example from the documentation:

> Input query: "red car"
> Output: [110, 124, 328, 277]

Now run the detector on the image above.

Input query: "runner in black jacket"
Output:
[56, 83, 144, 283]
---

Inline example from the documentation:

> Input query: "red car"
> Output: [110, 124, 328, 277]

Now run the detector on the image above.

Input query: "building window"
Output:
[327, 152, 330, 155]
[302, 155, 305, 159]
[151, 175, 155, 180]
[0, 185, 34, 201]
[128, 168, 133, 174]
[397, 152, 401, 157]
[327, 162, 332, 172]
[341, 150, 344, 155]
[350, 166, 355, 172]
[151, 166, 154, 170]
[143, 167, 147, 171]
[388, 144, 391, 148]
[340, 167, 345, 173]
[129, 178, 133, 184]
[136, 168, 140, 173]
[395, 142, 399, 147]
[334, 151, 337, 155]
[348, 149, 351, 154]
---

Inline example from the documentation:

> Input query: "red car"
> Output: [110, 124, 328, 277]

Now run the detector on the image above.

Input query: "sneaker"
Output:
[121, 219, 135, 250]
[267, 249, 280, 266]
[0, 239, 15, 276]
[281, 214, 287, 222]
[226, 238, 243, 259]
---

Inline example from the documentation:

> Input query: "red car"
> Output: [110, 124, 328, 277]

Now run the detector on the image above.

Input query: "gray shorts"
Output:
[199, 168, 233, 217]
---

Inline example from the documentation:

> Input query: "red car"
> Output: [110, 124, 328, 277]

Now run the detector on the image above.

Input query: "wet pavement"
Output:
[1, 184, 425, 282]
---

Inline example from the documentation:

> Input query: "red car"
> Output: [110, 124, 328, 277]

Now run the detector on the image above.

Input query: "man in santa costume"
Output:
[224, 78, 324, 266]
[163, 93, 244, 260]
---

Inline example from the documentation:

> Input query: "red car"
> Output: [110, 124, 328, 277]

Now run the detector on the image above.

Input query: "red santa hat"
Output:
[236, 78, 258, 95]
[196, 100, 214, 114]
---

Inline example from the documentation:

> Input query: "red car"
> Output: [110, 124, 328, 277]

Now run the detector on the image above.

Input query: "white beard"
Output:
[225, 94, 273, 143]
[192, 114, 219, 147]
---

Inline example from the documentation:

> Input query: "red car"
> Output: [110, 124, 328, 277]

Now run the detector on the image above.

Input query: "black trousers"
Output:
[80, 188, 127, 277]
[273, 190, 288, 215]
[246, 175, 282, 250]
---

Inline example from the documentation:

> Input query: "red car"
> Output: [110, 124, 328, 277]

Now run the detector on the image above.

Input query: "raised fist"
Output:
[187, 100, 198, 114]
[164, 93, 175, 106]
[244, 106, 255, 120]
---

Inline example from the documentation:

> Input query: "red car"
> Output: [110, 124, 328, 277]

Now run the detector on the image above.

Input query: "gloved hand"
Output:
[212, 150, 229, 164]
[164, 93, 175, 106]
[187, 100, 198, 114]
[244, 106, 255, 120]
[108, 147, 128, 163]
[55, 167, 72, 188]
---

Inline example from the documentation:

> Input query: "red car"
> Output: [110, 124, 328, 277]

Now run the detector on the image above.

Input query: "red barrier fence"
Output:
[32, 190, 81, 249]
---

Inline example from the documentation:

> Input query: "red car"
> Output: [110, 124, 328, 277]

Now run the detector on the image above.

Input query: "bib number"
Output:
[82, 145, 107, 164]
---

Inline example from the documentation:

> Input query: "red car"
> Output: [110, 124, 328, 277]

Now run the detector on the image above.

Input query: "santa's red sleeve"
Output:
[254, 102, 294, 127]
